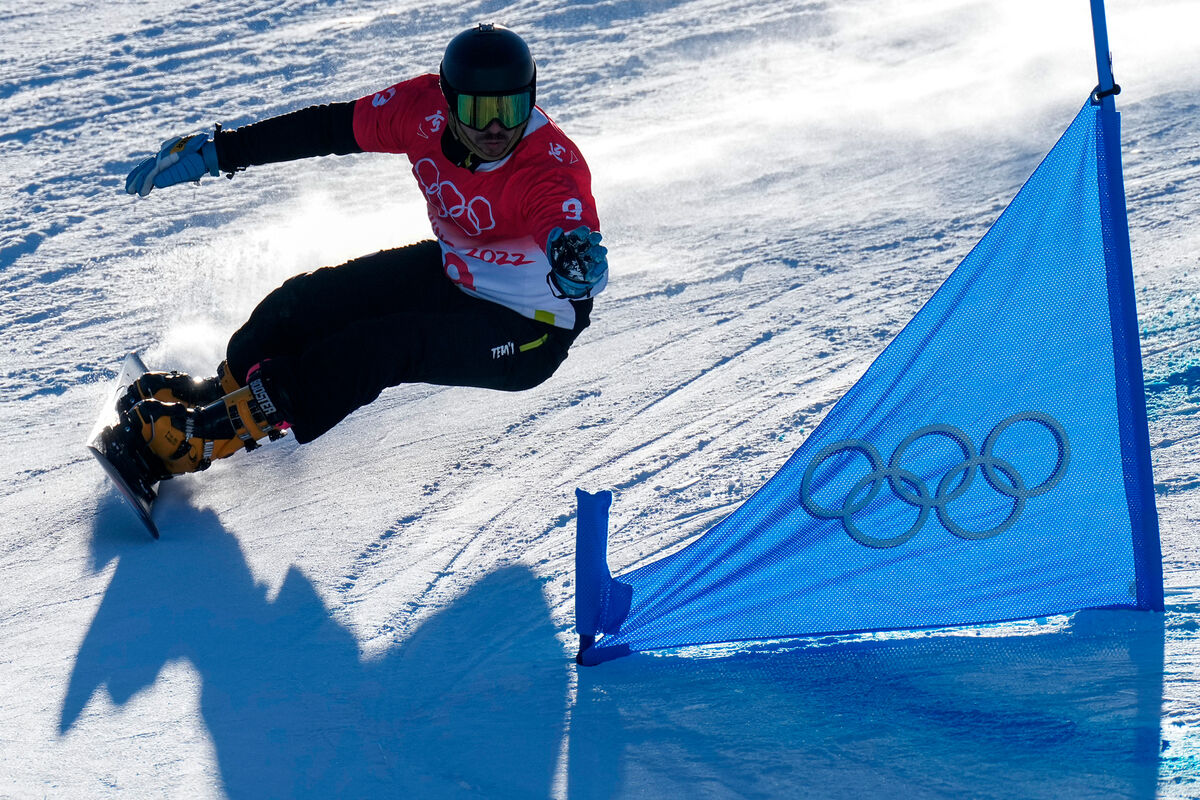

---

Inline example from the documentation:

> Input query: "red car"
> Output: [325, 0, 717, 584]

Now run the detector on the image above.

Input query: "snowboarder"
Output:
[116, 23, 607, 482]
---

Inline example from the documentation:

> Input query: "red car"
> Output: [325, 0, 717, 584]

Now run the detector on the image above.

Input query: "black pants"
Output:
[226, 240, 590, 443]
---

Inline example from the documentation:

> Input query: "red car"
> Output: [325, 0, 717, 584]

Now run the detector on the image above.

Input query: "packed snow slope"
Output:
[2, 0, 1199, 797]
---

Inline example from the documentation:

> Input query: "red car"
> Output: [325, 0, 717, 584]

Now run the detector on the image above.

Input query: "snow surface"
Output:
[2, 0, 1199, 796]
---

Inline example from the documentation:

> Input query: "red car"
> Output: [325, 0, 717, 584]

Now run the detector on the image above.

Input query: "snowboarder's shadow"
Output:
[569, 612, 1166, 799]
[63, 491, 569, 798]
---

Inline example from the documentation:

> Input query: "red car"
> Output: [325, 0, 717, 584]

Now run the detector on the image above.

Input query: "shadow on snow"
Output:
[61, 490, 569, 799]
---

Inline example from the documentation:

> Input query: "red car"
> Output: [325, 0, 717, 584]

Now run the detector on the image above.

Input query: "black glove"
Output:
[547, 226, 608, 299]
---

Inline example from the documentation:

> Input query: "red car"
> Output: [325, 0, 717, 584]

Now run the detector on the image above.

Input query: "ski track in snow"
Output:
[2, 0, 1200, 797]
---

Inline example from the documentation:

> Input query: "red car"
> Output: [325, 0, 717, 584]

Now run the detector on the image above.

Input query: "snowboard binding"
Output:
[88, 353, 168, 538]
[96, 411, 171, 504]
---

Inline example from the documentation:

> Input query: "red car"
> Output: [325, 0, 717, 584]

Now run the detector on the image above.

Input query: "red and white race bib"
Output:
[353, 74, 603, 328]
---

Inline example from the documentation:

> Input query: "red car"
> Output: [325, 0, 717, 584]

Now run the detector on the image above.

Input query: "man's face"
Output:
[457, 119, 523, 160]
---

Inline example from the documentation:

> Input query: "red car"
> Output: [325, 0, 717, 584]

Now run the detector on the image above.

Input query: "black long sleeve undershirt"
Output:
[213, 101, 362, 173]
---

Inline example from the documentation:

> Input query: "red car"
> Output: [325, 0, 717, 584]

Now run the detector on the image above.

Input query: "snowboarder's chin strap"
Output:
[443, 115, 527, 169]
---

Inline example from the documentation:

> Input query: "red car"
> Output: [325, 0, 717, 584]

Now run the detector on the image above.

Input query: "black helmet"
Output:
[440, 24, 538, 161]
[440, 23, 536, 102]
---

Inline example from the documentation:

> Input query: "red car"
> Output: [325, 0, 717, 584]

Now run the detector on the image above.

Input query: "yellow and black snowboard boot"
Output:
[128, 364, 290, 475]
[118, 361, 242, 416]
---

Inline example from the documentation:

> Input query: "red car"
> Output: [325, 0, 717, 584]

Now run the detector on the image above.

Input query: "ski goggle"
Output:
[452, 90, 533, 130]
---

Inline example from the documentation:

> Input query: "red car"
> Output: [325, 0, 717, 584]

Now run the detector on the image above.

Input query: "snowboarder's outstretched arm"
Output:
[124, 102, 362, 197]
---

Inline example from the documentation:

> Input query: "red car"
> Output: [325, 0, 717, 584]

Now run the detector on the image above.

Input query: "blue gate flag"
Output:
[575, 97, 1162, 665]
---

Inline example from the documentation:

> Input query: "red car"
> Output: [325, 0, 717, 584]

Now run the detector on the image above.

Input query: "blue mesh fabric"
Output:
[578, 99, 1161, 665]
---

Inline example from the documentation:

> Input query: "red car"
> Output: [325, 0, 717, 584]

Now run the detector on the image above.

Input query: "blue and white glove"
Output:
[546, 226, 608, 299]
[125, 132, 220, 197]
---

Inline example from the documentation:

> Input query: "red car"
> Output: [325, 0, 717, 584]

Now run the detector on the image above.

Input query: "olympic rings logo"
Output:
[798, 412, 1070, 549]
[413, 158, 496, 237]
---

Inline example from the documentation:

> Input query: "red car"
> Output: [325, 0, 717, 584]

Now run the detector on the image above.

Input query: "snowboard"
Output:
[87, 353, 161, 539]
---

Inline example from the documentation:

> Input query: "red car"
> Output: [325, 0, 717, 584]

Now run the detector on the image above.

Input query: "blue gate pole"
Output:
[1089, 0, 1118, 109]
[1088, 0, 1165, 610]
